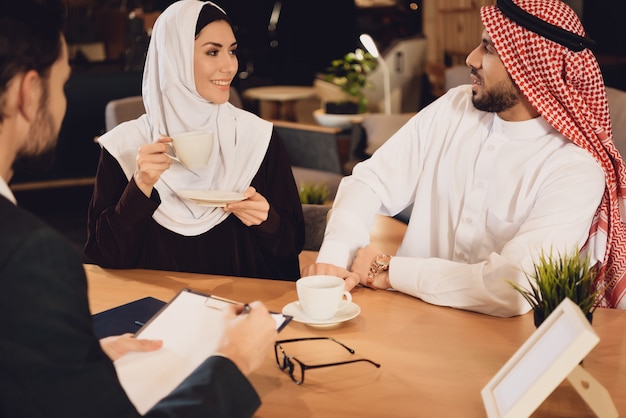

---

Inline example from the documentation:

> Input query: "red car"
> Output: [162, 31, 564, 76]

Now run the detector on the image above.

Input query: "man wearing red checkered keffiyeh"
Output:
[304, 0, 626, 316]
[482, 0, 626, 308]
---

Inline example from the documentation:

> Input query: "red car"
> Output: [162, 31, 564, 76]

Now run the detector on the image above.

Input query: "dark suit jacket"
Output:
[0, 195, 260, 417]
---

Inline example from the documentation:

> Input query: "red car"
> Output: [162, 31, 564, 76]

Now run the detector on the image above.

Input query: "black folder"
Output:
[92, 297, 166, 339]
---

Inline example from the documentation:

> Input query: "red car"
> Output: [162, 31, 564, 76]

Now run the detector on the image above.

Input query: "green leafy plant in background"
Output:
[320, 48, 378, 114]
[298, 183, 330, 205]
[508, 248, 602, 326]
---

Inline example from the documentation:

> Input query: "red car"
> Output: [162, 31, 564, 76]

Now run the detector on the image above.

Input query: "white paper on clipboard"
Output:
[113, 288, 291, 414]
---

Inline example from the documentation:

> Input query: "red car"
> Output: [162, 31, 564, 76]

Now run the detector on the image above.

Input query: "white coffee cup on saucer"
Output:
[296, 275, 352, 321]
[169, 131, 213, 169]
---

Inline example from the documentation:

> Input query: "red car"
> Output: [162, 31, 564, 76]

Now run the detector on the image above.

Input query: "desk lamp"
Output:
[359, 33, 391, 115]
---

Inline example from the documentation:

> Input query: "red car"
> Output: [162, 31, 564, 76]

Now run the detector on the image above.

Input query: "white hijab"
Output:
[98, 0, 272, 236]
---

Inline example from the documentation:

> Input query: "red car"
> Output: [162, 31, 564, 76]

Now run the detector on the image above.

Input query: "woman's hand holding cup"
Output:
[133, 136, 174, 197]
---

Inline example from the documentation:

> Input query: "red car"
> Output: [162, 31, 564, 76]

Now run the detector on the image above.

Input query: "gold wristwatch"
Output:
[366, 254, 392, 289]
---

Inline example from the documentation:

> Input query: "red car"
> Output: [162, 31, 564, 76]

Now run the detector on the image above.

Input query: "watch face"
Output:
[375, 254, 391, 268]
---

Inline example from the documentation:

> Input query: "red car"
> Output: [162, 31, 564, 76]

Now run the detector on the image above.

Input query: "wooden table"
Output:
[86, 266, 625, 417]
[86, 216, 626, 417]
[243, 86, 316, 121]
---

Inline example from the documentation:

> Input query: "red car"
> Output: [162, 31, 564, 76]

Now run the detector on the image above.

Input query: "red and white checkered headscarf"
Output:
[482, 0, 626, 308]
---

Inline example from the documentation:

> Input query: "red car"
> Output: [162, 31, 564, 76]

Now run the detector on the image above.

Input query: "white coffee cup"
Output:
[169, 130, 214, 169]
[296, 275, 352, 320]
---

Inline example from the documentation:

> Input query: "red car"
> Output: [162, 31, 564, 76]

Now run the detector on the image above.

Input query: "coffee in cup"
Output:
[169, 130, 214, 169]
[296, 275, 352, 320]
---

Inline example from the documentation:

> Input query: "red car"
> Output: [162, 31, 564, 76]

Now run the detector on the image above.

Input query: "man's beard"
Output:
[472, 79, 520, 113]
[12, 94, 59, 177]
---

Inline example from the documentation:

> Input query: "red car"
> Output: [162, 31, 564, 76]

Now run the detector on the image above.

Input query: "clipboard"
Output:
[135, 289, 292, 335]
[113, 289, 292, 414]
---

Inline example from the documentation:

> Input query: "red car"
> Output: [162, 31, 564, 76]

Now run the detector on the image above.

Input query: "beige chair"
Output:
[104, 95, 144, 131]
[104, 88, 244, 132]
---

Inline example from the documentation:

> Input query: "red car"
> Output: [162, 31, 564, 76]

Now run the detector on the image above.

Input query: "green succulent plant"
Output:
[298, 183, 330, 205]
[508, 248, 602, 326]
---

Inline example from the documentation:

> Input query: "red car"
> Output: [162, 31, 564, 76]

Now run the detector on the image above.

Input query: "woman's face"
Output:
[193, 19, 238, 104]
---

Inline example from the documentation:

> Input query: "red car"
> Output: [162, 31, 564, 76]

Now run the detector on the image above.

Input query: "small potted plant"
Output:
[298, 183, 331, 251]
[508, 248, 602, 327]
[298, 183, 330, 205]
[314, 48, 378, 115]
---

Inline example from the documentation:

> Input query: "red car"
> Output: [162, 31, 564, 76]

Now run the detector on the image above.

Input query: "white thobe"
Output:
[316, 86, 605, 317]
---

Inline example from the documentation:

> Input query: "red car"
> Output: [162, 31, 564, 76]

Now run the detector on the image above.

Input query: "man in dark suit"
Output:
[0, 1, 277, 417]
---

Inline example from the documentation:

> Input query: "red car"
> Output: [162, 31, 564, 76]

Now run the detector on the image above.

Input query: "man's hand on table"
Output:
[301, 263, 361, 291]
[302, 244, 392, 291]
[352, 244, 392, 290]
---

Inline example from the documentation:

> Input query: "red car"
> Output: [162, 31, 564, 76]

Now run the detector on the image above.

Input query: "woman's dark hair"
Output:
[195, 2, 232, 37]
[0, 0, 66, 100]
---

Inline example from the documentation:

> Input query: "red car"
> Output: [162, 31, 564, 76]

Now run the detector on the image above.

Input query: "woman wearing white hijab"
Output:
[85, 0, 304, 280]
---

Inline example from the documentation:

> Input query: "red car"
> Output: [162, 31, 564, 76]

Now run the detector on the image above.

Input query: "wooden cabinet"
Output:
[423, 0, 494, 66]
[422, 0, 494, 96]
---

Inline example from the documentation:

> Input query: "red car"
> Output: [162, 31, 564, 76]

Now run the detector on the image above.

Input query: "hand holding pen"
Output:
[217, 301, 277, 376]
[238, 303, 252, 315]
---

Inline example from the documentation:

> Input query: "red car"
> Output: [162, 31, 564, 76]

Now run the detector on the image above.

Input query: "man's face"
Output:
[466, 30, 520, 114]
[13, 36, 71, 174]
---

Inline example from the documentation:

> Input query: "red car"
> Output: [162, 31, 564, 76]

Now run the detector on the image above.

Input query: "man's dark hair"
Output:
[0, 0, 66, 117]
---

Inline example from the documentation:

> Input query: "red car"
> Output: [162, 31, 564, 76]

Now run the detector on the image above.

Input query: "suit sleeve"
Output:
[149, 356, 261, 418]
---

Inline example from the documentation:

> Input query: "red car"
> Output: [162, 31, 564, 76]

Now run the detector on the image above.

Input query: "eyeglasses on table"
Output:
[274, 337, 381, 385]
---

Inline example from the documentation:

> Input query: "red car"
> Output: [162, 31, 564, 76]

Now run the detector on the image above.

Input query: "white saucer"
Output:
[282, 301, 360, 327]
[179, 190, 246, 207]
